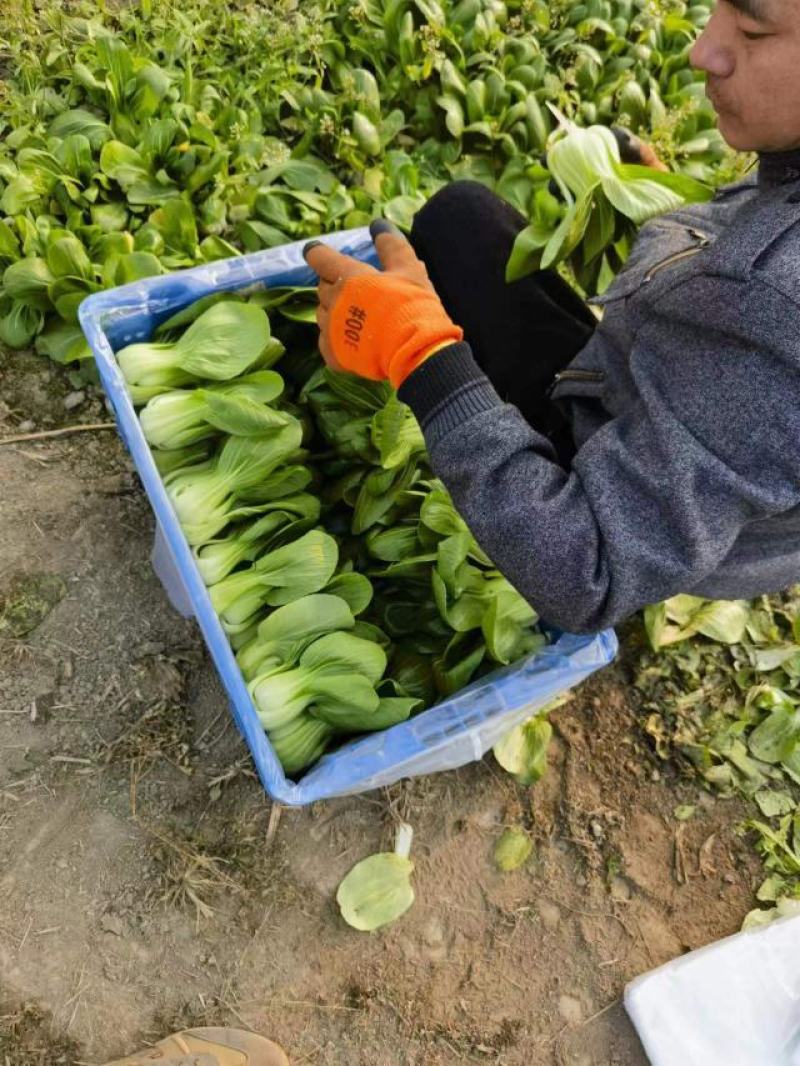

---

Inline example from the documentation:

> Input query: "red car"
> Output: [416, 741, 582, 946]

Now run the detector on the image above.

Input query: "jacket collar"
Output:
[758, 148, 800, 188]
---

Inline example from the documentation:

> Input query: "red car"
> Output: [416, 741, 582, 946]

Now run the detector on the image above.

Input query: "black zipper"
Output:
[548, 368, 604, 395]
[552, 369, 604, 384]
[643, 228, 711, 283]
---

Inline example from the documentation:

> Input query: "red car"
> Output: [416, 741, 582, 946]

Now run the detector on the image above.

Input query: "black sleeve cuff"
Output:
[397, 342, 503, 442]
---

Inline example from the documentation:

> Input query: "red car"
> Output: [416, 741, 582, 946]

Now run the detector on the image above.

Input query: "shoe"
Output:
[103, 1027, 290, 1066]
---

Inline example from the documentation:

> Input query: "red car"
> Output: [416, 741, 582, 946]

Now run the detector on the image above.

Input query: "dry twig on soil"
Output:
[0, 423, 116, 446]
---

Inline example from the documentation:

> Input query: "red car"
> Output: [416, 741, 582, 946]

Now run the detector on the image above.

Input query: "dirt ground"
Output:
[1, 346, 762, 1066]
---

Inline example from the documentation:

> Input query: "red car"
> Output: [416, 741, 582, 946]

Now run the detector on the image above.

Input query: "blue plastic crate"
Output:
[78, 228, 618, 806]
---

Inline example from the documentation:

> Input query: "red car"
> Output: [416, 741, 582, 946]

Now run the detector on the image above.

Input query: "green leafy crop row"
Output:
[0, 0, 741, 368]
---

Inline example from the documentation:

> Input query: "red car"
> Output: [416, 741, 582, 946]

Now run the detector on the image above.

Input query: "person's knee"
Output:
[411, 180, 498, 245]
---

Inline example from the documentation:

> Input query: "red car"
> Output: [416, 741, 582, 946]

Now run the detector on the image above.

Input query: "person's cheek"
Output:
[772, 58, 800, 148]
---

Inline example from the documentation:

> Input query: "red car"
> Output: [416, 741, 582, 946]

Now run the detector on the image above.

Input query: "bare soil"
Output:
[0, 346, 762, 1066]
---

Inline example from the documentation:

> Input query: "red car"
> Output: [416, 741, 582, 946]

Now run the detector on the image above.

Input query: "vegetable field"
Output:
[0, 0, 747, 361]
[1, 1, 799, 1063]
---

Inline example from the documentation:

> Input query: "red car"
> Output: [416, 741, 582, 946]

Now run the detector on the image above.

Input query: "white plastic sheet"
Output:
[625, 914, 800, 1065]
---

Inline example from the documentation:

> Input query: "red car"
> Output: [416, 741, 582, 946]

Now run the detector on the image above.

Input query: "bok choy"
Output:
[209, 529, 339, 632]
[120, 289, 548, 779]
[139, 370, 286, 450]
[117, 302, 282, 403]
[164, 422, 302, 545]
[249, 630, 387, 731]
[236, 593, 356, 681]
[193, 494, 321, 586]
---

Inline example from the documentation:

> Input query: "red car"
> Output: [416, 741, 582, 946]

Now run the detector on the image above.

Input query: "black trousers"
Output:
[409, 181, 597, 464]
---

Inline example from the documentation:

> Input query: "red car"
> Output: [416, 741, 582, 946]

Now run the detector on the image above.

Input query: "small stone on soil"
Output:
[538, 900, 561, 930]
[421, 915, 444, 948]
[101, 913, 124, 936]
[64, 391, 86, 411]
[558, 994, 584, 1025]
[610, 876, 632, 902]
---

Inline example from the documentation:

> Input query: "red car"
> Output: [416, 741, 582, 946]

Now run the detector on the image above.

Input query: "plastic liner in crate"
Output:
[79, 227, 618, 806]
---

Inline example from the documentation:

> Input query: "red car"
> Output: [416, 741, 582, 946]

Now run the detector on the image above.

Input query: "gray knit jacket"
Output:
[398, 150, 800, 634]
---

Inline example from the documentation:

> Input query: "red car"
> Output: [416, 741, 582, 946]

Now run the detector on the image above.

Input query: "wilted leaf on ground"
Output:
[494, 827, 534, 872]
[0, 573, 66, 637]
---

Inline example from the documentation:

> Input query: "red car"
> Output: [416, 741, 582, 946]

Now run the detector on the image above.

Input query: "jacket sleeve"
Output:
[397, 279, 800, 634]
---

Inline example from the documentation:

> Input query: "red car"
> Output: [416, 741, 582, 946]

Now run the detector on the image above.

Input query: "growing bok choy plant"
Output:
[0, 0, 738, 370]
[507, 116, 713, 294]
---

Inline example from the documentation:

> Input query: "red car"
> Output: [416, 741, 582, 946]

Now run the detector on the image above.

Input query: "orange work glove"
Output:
[610, 127, 669, 172]
[303, 221, 464, 389]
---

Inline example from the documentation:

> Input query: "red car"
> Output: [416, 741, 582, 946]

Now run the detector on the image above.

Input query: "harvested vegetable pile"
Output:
[117, 295, 546, 773]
